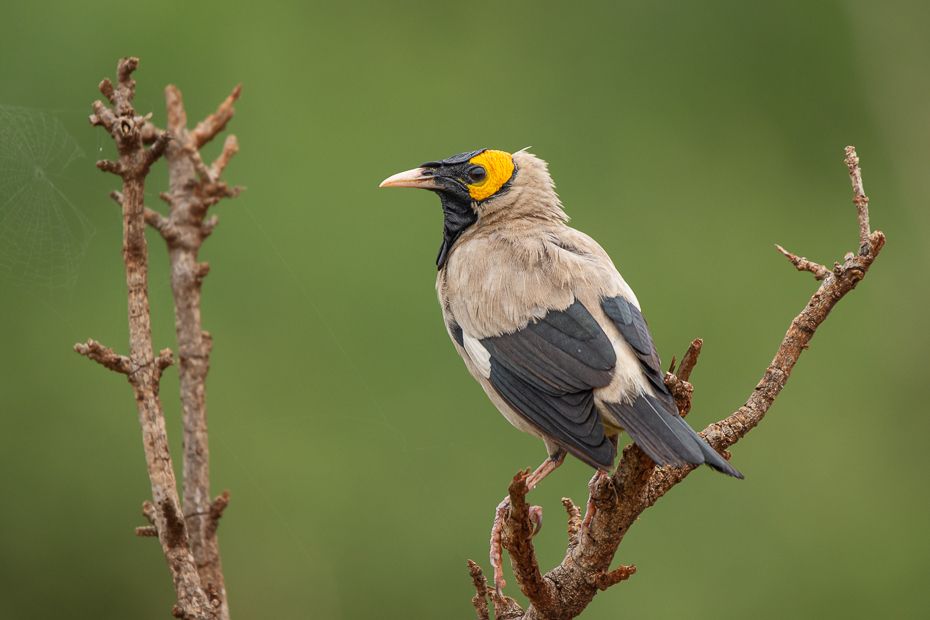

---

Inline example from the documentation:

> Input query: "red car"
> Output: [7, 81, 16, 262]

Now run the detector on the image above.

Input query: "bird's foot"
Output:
[490, 497, 510, 597]
[489, 495, 545, 597]
[581, 469, 613, 534]
[528, 504, 543, 538]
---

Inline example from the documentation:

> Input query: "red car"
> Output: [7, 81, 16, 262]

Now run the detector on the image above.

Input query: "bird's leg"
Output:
[489, 451, 566, 595]
[581, 469, 612, 533]
[524, 450, 566, 491]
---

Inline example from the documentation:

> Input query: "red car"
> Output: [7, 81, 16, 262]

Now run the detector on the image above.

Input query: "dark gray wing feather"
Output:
[601, 296, 743, 478]
[481, 299, 617, 470]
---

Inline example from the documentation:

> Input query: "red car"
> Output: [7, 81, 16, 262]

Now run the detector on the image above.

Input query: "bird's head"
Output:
[380, 148, 565, 268]
[379, 148, 517, 207]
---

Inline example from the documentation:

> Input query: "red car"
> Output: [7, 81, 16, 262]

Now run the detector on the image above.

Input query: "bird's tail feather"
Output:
[601, 396, 743, 479]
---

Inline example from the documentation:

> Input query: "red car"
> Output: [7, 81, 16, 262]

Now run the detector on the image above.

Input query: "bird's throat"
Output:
[436, 194, 477, 270]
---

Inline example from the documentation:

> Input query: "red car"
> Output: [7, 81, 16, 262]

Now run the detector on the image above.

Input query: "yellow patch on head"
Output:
[467, 150, 515, 201]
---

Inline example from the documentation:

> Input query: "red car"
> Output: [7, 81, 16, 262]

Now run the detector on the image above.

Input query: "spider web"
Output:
[0, 105, 94, 314]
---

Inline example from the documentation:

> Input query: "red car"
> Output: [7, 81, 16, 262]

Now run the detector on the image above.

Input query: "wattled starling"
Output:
[381, 149, 741, 589]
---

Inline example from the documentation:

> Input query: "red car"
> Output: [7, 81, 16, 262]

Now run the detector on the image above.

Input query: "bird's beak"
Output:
[379, 167, 441, 190]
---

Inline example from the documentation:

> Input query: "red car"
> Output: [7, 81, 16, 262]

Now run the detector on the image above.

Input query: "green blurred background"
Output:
[1, 1, 927, 618]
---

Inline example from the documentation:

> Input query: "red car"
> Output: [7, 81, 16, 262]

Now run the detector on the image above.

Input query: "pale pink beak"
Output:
[379, 167, 441, 190]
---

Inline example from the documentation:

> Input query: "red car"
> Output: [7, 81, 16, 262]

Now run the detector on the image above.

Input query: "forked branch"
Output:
[76, 57, 220, 620]
[472, 147, 884, 620]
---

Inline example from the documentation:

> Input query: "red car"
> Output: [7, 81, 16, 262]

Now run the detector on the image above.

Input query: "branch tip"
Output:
[190, 84, 242, 149]
[74, 339, 132, 375]
[136, 525, 158, 537]
[99, 78, 116, 103]
[142, 500, 157, 525]
[171, 605, 194, 620]
[96, 159, 122, 176]
[144, 131, 171, 169]
[775, 244, 830, 280]
[594, 565, 636, 591]
[202, 214, 219, 238]
[677, 338, 703, 382]
[467, 560, 491, 620]
[210, 491, 230, 523]
[845, 146, 871, 250]
[562, 497, 582, 546]
[156, 349, 175, 371]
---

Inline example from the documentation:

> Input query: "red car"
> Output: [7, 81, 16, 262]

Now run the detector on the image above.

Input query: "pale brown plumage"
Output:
[438, 153, 639, 465]
[381, 148, 741, 595]
[382, 149, 741, 481]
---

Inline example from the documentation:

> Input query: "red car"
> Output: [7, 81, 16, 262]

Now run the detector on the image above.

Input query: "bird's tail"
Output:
[601, 396, 743, 479]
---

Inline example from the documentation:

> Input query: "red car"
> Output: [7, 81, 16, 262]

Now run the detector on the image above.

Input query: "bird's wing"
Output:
[600, 295, 743, 478]
[478, 298, 619, 470]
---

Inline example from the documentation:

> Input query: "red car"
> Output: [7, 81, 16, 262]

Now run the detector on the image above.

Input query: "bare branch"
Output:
[96, 159, 122, 176]
[201, 215, 219, 238]
[190, 84, 242, 149]
[209, 135, 239, 181]
[845, 146, 870, 252]
[499, 471, 555, 612]
[594, 565, 636, 591]
[136, 526, 159, 537]
[151, 80, 244, 620]
[145, 207, 180, 243]
[468, 560, 491, 620]
[90, 100, 117, 131]
[156, 349, 176, 381]
[165, 85, 189, 139]
[143, 130, 171, 170]
[209, 491, 230, 531]
[676, 338, 702, 383]
[82, 57, 216, 620]
[562, 497, 582, 547]
[775, 244, 830, 280]
[488, 590, 524, 620]
[73, 339, 132, 375]
[141, 120, 163, 145]
[99, 78, 116, 104]
[184, 143, 214, 184]
[115, 57, 137, 104]
[143, 501, 157, 525]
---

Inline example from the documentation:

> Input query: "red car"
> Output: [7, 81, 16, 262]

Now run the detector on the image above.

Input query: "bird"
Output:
[380, 148, 742, 590]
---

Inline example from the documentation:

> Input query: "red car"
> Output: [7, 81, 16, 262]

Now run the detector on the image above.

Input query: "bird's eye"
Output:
[469, 166, 487, 183]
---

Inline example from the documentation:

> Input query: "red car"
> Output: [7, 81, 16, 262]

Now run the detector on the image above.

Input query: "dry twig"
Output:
[470, 147, 884, 620]
[132, 79, 243, 620]
[85, 62, 241, 620]
[77, 58, 216, 620]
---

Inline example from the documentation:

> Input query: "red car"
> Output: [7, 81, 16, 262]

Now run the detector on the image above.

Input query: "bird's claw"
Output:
[490, 497, 509, 594]
[528, 504, 543, 538]
[490, 496, 545, 595]
[582, 470, 612, 533]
